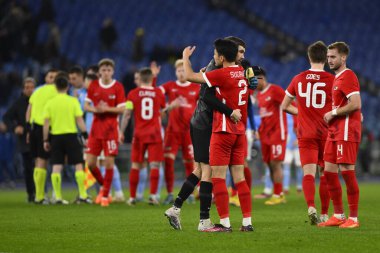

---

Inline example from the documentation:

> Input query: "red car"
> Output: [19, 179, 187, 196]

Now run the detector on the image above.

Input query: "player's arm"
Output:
[324, 93, 361, 123]
[84, 100, 98, 113]
[247, 97, 256, 131]
[182, 46, 206, 84]
[102, 105, 125, 114]
[281, 94, 298, 115]
[119, 101, 133, 143]
[42, 118, 50, 151]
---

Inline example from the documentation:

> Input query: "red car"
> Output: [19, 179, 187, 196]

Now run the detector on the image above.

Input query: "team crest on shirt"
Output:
[334, 86, 338, 90]
[189, 91, 196, 96]
[109, 95, 116, 99]
[265, 96, 271, 101]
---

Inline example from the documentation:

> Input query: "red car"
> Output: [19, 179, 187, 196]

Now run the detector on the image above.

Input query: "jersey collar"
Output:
[176, 81, 191, 87]
[335, 68, 349, 78]
[261, 84, 271, 94]
[309, 69, 325, 72]
[99, 79, 116, 89]
[140, 85, 154, 90]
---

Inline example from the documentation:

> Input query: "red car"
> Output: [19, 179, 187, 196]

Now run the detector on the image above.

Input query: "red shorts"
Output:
[298, 139, 326, 168]
[209, 132, 245, 166]
[324, 140, 359, 165]
[131, 138, 163, 163]
[86, 137, 118, 157]
[261, 141, 286, 164]
[164, 131, 193, 160]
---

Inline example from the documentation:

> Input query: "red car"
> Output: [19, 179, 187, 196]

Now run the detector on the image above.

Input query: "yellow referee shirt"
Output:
[29, 84, 58, 125]
[43, 93, 83, 135]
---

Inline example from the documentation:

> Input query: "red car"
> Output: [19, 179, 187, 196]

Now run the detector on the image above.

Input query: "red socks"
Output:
[273, 182, 283, 195]
[150, 168, 159, 195]
[341, 170, 359, 217]
[90, 166, 104, 185]
[129, 169, 139, 198]
[164, 158, 174, 194]
[319, 175, 330, 215]
[102, 168, 114, 197]
[235, 180, 252, 218]
[244, 167, 252, 189]
[184, 161, 194, 177]
[324, 171, 344, 214]
[302, 174, 315, 208]
[212, 178, 229, 219]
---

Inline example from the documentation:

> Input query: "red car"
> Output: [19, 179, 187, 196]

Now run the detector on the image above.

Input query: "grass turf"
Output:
[0, 183, 380, 253]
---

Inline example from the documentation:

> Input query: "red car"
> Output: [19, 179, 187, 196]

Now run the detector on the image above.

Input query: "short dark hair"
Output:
[224, 36, 246, 49]
[54, 72, 69, 90]
[85, 73, 98, 81]
[69, 65, 84, 76]
[86, 65, 99, 74]
[139, 67, 153, 84]
[46, 68, 59, 75]
[328, 42, 350, 56]
[308, 41, 327, 63]
[98, 58, 115, 68]
[253, 66, 266, 77]
[214, 38, 238, 62]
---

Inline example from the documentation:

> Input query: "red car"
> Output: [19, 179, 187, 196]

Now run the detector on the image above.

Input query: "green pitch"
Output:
[1, 183, 380, 253]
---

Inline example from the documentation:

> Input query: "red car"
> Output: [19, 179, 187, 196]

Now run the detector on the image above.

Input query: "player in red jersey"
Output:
[183, 38, 253, 232]
[318, 42, 362, 228]
[158, 59, 200, 205]
[119, 68, 166, 206]
[282, 41, 334, 224]
[255, 67, 288, 205]
[84, 58, 126, 207]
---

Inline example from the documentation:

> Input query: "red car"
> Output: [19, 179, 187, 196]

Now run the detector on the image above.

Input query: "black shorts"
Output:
[50, 134, 83, 165]
[30, 124, 50, 159]
[190, 124, 212, 164]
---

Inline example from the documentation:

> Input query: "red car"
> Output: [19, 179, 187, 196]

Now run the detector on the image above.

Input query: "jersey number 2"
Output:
[238, 79, 247, 105]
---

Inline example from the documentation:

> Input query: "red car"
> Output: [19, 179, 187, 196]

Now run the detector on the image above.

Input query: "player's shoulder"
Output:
[271, 83, 284, 91]
[340, 68, 358, 80]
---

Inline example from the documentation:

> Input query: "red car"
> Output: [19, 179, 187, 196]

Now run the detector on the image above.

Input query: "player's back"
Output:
[128, 86, 165, 143]
[204, 65, 248, 134]
[286, 69, 334, 140]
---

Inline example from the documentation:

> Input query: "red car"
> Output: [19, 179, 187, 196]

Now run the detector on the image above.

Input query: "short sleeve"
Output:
[273, 86, 286, 104]
[116, 84, 126, 107]
[159, 82, 171, 94]
[203, 68, 225, 88]
[74, 99, 83, 117]
[158, 89, 166, 108]
[43, 102, 51, 120]
[126, 90, 135, 110]
[85, 81, 95, 103]
[286, 77, 297, 98]
[341, 71, 360, 98]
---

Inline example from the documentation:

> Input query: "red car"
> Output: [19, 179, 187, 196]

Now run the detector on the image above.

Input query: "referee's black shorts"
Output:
[30, 124, 50, 159]
[50, 134, 83, 165]
[190, 124, 212, 164]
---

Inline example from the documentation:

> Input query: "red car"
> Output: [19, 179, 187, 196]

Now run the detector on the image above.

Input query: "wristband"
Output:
[332, 109, 338, 116]
[82, 132, 88, 139]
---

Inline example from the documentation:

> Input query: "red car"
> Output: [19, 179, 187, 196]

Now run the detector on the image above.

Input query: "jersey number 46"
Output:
[298, 82, 326, 108]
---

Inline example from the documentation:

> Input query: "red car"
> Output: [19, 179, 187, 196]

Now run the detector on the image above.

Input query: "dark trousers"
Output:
[22, 152, 35, 201]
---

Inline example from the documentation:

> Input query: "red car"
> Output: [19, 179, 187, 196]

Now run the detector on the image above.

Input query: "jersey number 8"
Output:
[298, 82, 326, 108]
[141, 97, 153, 120]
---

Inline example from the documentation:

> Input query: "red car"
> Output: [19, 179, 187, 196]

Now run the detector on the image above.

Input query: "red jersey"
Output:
[127, 86, 166, 143]
[159, 81, 200, 133]
[86, 79, 125, 140]
[286, 69, 334, 140]
[203, 65, 248, 135]
[328, 69, 361, 142]
[257, 84, 287, 143]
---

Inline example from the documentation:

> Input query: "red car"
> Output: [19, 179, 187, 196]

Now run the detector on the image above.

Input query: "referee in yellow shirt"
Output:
[26, 69, 58, 204]
[42, 73, 90, 204]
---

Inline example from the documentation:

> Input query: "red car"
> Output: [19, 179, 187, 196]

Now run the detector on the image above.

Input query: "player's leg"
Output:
[136, 162, 148, 202]
[156, 165, 164, 201]
[50, 164, 67, 204]
[112, 164, 125, 202]
[318, 140, 330, 222]
[31, 125, 49, 204]
[265, 160, 285, 205]
[147, 141, 164, 205]
[163, 132, 177, 203]
[254, 143, 272, 199]
[319, 141, 345, 227]
[128, 139, 145, 205]
[338, 141, 360, 228]
[283, 149, 293, 194]
[182, 132, 196, 204]
[85, 137, 104, 186]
